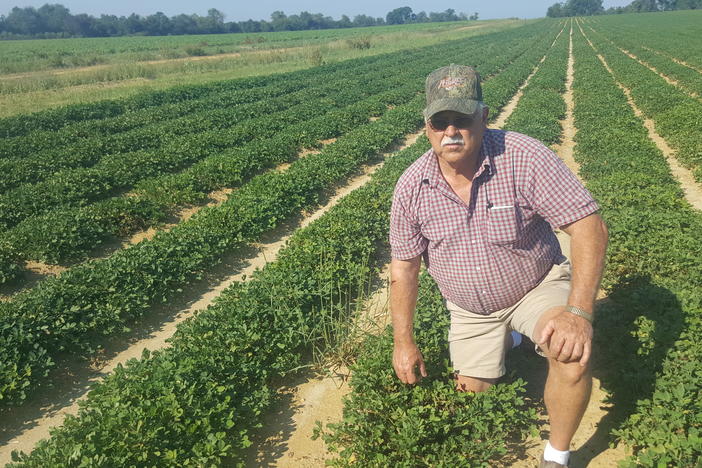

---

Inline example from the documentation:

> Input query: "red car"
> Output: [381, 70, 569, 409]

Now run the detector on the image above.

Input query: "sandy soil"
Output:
[580, 23, 702, 212]
[0, 128, 423, 466]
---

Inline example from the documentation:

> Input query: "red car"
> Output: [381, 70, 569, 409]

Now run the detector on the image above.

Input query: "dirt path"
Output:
[642, 45, 702, 75]
[585, 26, 701, 101]
[579, 23, 702, 212]
[0, 130, 422, 466]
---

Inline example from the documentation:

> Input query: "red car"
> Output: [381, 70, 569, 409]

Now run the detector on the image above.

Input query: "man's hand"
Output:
[538, 310, 593, 366]
[393, 341, 428, 384]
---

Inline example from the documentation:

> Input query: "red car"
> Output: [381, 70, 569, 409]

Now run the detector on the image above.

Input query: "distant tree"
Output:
[338, 14, 352, 28]
[547, 3, 565, 17]
[386, 6, 413, 24]
[415, 11, 429, 22]
[143, 11, 170, 36]
[546, 0, 603, 16]
[625, 0, 659, 11]
[469, 11, 479, 20]
[675, 0, 702, 8]
[4, 7, 42, 35]
[37, 4, 71, 32]
[352, 14, 377, 27]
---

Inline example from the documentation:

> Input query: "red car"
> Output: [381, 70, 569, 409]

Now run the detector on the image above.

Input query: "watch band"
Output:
[565, 305, 593, 323]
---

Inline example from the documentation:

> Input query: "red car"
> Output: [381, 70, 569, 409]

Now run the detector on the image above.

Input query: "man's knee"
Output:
[454, 374, 498, 393]
[547, 358, 591, 385]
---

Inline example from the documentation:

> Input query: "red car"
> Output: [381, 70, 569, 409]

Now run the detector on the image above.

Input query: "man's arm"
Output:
[539, 213, 609, 366]
[390, 255, 427, 384]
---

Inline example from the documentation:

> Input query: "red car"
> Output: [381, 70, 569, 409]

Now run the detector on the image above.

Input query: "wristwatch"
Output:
[565, 305, 593, 323]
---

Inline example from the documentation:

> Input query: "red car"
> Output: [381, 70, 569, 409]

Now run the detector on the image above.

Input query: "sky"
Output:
[0, 1, 635, 21]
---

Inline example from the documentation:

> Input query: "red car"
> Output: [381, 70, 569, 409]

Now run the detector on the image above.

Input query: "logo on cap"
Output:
[437, 77, 466, 91]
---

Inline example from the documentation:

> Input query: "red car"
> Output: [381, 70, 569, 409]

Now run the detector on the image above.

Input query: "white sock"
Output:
[544, 440, 570, 465]
[510, 331, 522, 349]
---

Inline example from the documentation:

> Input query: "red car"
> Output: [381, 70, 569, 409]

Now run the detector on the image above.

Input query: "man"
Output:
[389, 64, 608, 468]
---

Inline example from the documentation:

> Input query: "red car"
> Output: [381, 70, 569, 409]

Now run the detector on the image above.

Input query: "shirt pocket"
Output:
[486, 204, 520, 245]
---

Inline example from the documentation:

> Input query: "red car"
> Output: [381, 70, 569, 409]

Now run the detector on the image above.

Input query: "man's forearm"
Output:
[390, 258, 421, 345]
[563, 214, 609, 313]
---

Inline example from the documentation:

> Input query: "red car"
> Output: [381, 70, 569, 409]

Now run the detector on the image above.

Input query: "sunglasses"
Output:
[428, 115, 475, 131]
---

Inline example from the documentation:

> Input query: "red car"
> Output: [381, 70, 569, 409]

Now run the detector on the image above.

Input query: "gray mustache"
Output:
[441, 136, 464, 146]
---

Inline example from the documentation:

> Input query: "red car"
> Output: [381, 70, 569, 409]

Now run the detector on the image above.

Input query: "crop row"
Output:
[0, 72, 404, 229]
[578, 23, 702, 185]
[503, 22, 569, 145]
[0, 67, 303, 138]
[0, 20, 552, 142]
[0, 94, 422, 409]
[0, 24, 558, 284]
[0, 19, 561, 433]
[571, 24, 702, 466]
[587, 21, 702, 97]
[0, 68, 390, 193]
[6, 135, 438, 467]
[0, 23, 551, 220]
[0, 79, 304, 161]
[318, 22, 572, 465]
[3, 87, 409, 265]
[585, 11, 702, 72]
[0, 49, 450, 191]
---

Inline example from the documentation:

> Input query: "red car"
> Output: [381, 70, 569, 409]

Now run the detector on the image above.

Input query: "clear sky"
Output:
[0, 0, 635, 21]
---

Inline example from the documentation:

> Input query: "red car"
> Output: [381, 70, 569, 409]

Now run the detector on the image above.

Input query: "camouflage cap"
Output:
[423, 64, 483, 120]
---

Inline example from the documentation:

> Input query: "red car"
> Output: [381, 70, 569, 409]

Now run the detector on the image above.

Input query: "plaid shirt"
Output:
[390, 129, 599, 315]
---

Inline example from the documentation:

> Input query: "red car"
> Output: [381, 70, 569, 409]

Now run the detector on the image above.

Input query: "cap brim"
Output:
[423, 98, 480, 120]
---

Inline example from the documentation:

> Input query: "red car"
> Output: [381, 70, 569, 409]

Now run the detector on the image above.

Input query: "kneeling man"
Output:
[389, 64, 608, 468]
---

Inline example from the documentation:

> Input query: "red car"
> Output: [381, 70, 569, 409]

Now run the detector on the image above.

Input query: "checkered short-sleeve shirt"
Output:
[390, 129, 599, 315]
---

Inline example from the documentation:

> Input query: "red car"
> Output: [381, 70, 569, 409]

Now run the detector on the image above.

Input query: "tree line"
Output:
[0, 4, 479, 39]
[547, 0, 700, 17]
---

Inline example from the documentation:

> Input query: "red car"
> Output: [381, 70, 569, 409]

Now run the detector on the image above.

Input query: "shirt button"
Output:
[471, 240, 476, 244]
[475, 267, 480, 271]
[482, 291, 487, 294]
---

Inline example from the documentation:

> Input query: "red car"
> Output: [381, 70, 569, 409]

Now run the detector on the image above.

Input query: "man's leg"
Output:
[534, 305, 592, 451]
[454, 375, 497, 393]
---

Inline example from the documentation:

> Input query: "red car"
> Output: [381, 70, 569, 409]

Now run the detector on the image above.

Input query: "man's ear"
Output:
[482, 106, 490, 124]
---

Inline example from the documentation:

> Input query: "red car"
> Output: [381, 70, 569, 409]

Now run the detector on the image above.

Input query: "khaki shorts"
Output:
[446, 259, 571, 379]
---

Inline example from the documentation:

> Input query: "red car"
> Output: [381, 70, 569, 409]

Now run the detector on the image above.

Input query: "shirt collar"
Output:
[421, 130, 494, 188]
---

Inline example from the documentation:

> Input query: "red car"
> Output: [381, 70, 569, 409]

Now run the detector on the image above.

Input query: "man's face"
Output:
[425, 109, 488, 166]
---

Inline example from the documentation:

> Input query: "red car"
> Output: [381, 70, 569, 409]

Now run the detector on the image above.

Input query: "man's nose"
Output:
[445, 124, 460, 136]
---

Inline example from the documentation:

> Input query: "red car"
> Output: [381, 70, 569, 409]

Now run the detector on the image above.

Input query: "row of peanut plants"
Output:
[318, 22, 572, 466]
[0, 71, 405, 226]
[0, 70, 383, 193]
[0, 20, 551, 153]
[0, 22, 562, 412]
[0, 84, 405, 282]
[578, 22, 702, 185]
[0, 22, 555, 284]
[571, 25, 702, 466]
[0, 68, 304, 138]
[7, 138, 437, 466]
[584, 18, 702, 96]
[586, 11, 702, 71]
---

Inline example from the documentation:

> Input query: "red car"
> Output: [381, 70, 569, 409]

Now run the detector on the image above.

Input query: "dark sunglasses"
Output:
[428, 115, 475, 131]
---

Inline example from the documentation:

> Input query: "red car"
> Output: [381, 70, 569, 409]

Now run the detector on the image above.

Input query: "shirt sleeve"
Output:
[389, 186, 428, 260]
[526, 147, 600, 229]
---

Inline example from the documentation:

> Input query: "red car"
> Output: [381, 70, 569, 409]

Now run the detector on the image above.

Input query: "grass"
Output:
[0, 18, 535, 118]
